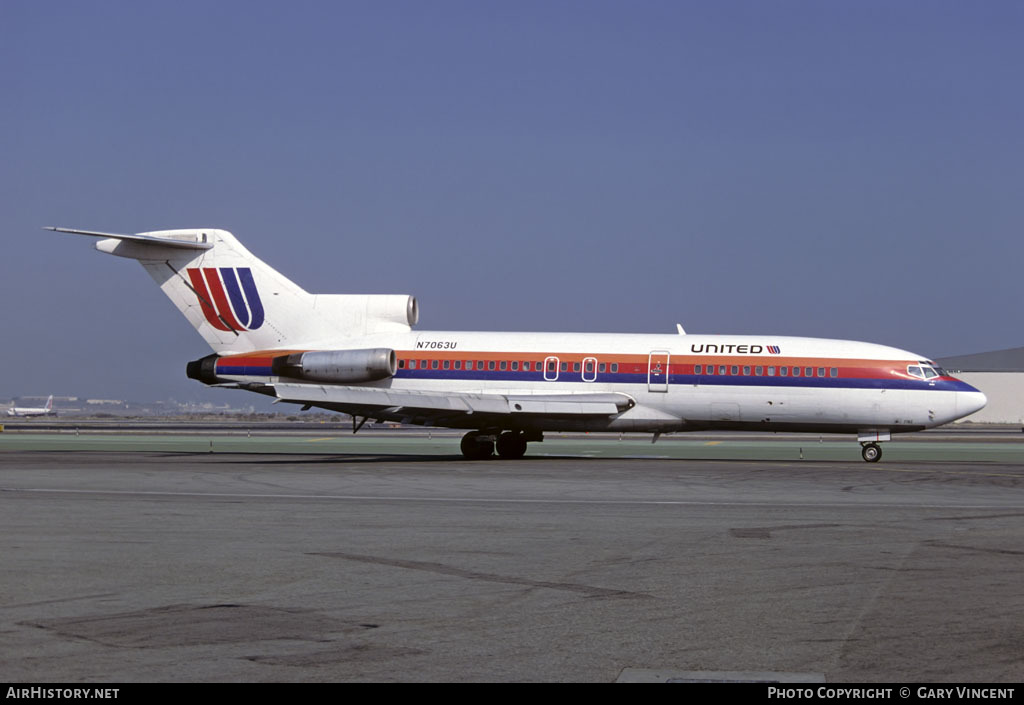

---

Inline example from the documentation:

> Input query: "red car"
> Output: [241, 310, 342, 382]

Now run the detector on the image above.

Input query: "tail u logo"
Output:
[187, 267, 265, 331]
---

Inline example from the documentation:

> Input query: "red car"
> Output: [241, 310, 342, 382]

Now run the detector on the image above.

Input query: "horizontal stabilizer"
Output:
[44, 227, 213, 250]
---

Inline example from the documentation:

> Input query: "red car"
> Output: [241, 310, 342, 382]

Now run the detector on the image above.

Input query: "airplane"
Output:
[47, 226, 987, 462]
[8, 395, 55, 417]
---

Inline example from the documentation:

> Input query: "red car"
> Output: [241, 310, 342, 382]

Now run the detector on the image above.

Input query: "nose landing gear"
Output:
[861, 442, 882, 463]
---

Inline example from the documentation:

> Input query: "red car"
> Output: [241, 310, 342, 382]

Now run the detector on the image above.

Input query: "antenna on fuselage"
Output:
[676, 323, 686, 335]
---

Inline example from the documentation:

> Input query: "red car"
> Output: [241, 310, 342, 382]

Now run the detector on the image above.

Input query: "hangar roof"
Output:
[937, 347, 1024, 372]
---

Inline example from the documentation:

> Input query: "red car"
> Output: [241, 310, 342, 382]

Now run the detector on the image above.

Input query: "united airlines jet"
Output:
[48, 227, 987, 462]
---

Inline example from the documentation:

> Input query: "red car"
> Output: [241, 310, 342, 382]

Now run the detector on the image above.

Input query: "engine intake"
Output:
[272, 348, 397, 384]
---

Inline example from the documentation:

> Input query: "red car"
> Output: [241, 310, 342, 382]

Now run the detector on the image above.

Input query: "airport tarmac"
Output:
[1, 430, 1023, 682]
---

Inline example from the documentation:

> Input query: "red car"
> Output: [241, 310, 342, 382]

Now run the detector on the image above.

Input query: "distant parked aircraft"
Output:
[8, 395, 55, 417]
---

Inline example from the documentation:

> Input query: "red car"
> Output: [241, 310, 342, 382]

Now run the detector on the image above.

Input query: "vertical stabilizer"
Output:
[49, 227, 418, 354]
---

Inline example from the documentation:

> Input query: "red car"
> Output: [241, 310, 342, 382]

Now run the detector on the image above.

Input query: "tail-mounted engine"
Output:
[272, 348, 397, 384]
[186, 353, 223, 385]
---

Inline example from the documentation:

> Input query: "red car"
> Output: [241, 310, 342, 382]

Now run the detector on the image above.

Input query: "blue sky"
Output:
[2, 1, 1022, 402]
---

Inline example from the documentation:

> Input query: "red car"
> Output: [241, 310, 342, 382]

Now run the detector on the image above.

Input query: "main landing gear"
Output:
[460, 430, 533, 460]
[861, 442, 882, 463]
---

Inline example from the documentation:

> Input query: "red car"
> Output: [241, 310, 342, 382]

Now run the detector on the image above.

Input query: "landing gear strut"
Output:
[861, 442, 882, 463]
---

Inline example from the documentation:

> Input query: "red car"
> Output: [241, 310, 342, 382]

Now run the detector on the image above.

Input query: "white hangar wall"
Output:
[953, 373, 1024, 425]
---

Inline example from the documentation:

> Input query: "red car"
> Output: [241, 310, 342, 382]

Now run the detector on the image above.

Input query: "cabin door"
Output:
[648, 350, 670, 392]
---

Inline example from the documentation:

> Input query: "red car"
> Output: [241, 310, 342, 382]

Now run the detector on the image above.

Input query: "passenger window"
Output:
[573, 362, 580, 372]
[695, 364, 702, 374]
[805, 367, 813, 377]
[399, 359, 406, 369]
[611, 363, 619, 373]
[755, 366, 762, 376]
[792, 367, 800, 377]
[767, 366, 775, 376]
[443, 360, 450, 370]
[830, 367, 838, 377]
[585, 361, 594, 373]
[454, 360, 461, 370]
[523, 361, 531, 371]
[730, 365, 738, 375]
[511, 361, 519, 371]
[599, 363, 606, 373]
[488, 361, 495, 371]
[547, 360, 556, 372]
[561, 362, 568, 372]
[719, 365, 726, 375]
[817, 367, 825, 378]
[743, 366, 751, 375]
[780, 366, 788, 376]
[431, 360, 439, 370]
[499, 361, 507, 371]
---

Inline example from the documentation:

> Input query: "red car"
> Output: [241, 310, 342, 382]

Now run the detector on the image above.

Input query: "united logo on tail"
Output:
[186, 267, 265, 331]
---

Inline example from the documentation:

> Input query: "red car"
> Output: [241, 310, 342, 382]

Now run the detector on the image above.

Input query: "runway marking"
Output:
[309, 551, 646, 598]
[1, 592, 119, 610]
[1, 486, 1020, 511]
[704, 441, 723, 446]
[925, 541, 1024, 557]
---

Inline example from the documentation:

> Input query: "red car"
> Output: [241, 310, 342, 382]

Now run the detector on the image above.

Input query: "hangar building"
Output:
[937, 347, 1024, 425]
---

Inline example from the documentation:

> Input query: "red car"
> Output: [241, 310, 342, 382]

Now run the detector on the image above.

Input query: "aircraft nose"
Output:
[956, 388, 987, 418]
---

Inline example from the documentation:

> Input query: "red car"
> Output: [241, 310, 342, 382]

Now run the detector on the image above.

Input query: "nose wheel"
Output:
[861, 442, 882, 463]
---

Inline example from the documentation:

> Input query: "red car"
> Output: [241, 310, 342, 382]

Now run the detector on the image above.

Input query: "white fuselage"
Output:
[212, 331, 987, 435]
[7, 407, 53, 417]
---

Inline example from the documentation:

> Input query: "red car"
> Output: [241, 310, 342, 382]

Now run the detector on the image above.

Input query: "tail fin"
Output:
[45, 395, 53, 411]
[47, 228, 418, 354]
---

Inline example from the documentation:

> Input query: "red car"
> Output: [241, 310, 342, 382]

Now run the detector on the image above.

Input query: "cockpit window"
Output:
[908, 364, 943, 380]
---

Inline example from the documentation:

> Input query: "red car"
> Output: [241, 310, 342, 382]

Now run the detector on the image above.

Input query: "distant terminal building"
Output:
[937, 347, 1024, 424]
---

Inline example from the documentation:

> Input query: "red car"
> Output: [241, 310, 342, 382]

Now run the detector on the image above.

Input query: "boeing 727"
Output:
[48, 226, 987, 462]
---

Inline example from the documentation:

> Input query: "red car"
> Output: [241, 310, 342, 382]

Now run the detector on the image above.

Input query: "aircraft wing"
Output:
[273, 382, 635, 424]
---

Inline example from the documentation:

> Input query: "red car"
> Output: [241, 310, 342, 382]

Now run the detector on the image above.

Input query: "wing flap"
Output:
[273, 383, 634, 419]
